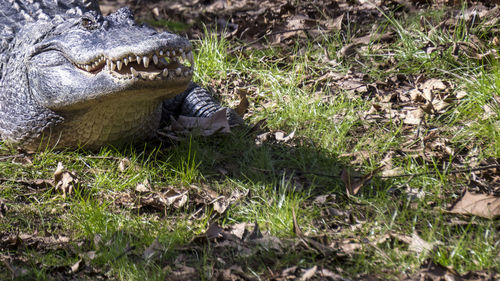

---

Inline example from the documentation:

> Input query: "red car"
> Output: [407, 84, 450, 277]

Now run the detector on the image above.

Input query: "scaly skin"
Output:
[0, 0, 236, 151]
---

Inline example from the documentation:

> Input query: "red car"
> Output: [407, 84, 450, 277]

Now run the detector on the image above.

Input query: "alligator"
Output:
[0, 0, 239, 151]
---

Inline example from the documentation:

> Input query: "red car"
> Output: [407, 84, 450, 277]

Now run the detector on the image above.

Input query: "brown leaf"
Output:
[135, 178, 151, 193]
[274, 130, 295, 143]
[138, 187, 188, 210]
[204, 223, 225, 240]
[328, 14, 345, 31]
[69, 259, 82, 274]
[403, 108, 424, 125]
[234, 89, 249, 117]
[339, 241, 362, 254]
[282, 266, 298, 278]
[227, 222, 248, 240]
[450, 191, 500, 219]
[337, 42, 360, 58]
[408, 259, 461, 281]
[409, 232, 441, 254]
[171, 264, 197, 280]
[299, 266, 317, 281]
[164, 188, 188, 208]
[340, 151, 372, 165]
[212, 189, 248, 214]
[53, 162, 79, 197]
[30, 179, 54, 189]
[118, 158, 131, 172]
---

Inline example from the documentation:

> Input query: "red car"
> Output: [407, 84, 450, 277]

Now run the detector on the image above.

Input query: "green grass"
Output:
[1, 6, 499, 280]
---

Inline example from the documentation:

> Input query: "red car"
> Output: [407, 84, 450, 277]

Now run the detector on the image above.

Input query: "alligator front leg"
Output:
[162, 82, 243, 125]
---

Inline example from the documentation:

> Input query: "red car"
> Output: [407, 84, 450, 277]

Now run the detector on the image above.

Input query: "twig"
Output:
[0, 177, 33, 185]
[300, 164, 500, 179]
[379, 164, 500, 178]
[0, 154, 25, 161]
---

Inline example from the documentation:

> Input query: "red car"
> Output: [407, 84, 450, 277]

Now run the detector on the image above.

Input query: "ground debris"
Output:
[0, 232, 71, 251]
[53, 162, 80, 197]
[449, 190, 500, 219]
[404, 258, 499, 281]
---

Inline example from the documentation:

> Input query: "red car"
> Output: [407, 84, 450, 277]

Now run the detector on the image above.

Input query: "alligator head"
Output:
[3, 7, 194, 150]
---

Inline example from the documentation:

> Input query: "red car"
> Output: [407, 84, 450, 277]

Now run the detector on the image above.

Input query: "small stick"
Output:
[300, 164, 500, 179]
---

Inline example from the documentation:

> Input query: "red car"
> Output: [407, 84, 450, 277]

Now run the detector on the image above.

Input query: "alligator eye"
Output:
[80, 16, 95, 29]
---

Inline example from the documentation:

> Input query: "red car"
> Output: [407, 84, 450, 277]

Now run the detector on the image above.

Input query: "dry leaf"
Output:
[135, 179, 151, 193]
[118, 158, 131, 172]
[450, 191, 500, 219]
[381, 167, 404, 177]
[404, 108, 424, 125]
[300, 266, 317, 281]
[138, 187, 188, 210]
[53, 162, 79, 197]
[421, 78, 448, 102]
[69, 259, 82, 274]
[171, 264, 197, 279]
[234, 89, 249, 117]
[274, 130, 295, 143]
[228, 223, 248, 240]
[212, 189, 248, 214]
[409, 232, 441, 254]
[409, 259, 462, 281]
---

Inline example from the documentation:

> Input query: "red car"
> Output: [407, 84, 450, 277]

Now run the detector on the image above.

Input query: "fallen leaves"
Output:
[126, 181, 250, 219]
[255, 129, 296, 146]
[1, 232, 71, 251]
[405, 259, 500, 281]
[136, 184, 189, 211]
[450, 191, 500, 219]
[53, 162, 79, 197]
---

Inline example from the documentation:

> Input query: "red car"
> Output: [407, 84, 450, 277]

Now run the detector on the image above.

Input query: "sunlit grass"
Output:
[1, 6, 499, 280]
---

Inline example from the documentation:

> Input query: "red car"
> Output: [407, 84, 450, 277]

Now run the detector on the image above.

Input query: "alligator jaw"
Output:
[74, 46, 194, 81]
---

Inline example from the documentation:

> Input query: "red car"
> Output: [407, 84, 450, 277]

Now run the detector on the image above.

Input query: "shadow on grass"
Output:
[0, 126, 392, 280]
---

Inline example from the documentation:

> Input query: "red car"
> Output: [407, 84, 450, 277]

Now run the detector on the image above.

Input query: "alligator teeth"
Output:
[153, 55, 158, 65]
[159, 50, 164, 56]
[143, 56, 150, 68]
[166, 51, 170, 57]
[136, 56, 142, 64]
[130, 67, 138, 77]
[172, 50, 176, 56]
[162, 69, 169, 77]
[110, 61, 116, 71]
[129, 56, 134, 62]
[85, 65, 91, 71]
[123, 58, 128, 66]
[116, 60, 123, 71]
[175, 68, 182, 75]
